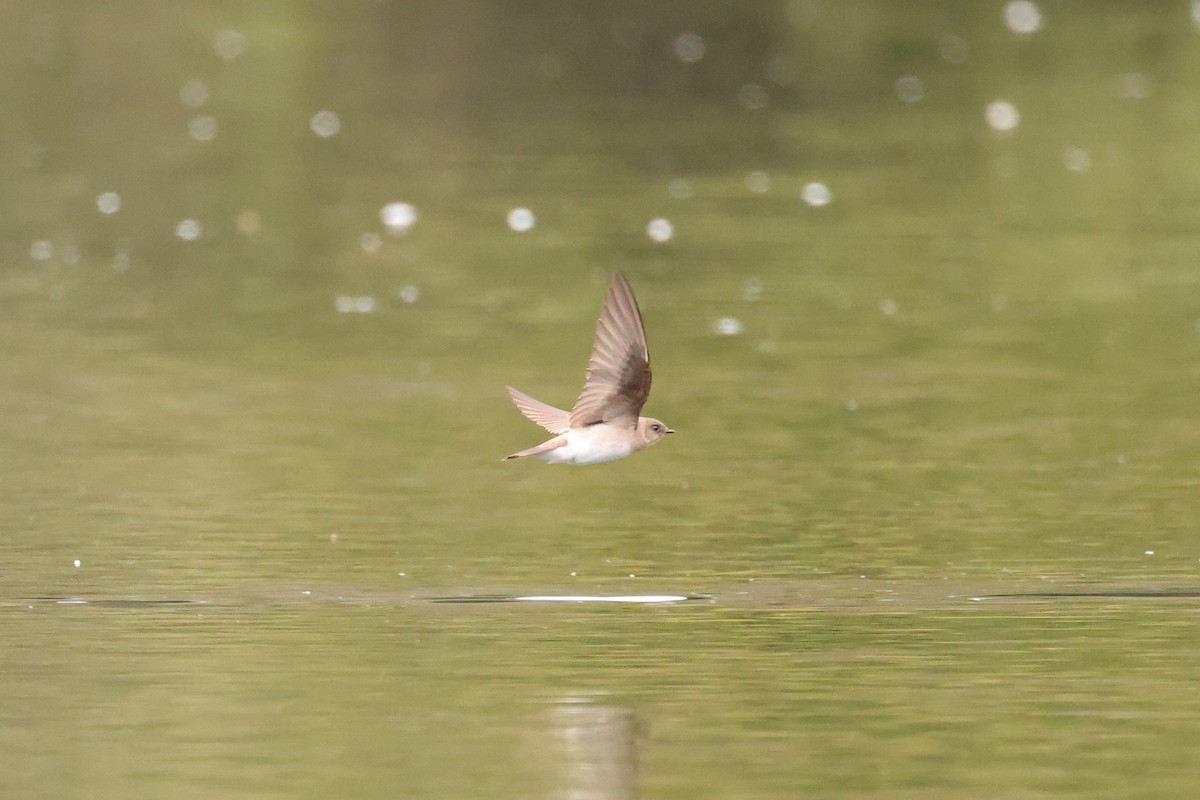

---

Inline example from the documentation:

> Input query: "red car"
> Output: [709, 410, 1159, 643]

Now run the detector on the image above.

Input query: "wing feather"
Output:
[506, 386, 571, 434]
[569, 272, 652, 429]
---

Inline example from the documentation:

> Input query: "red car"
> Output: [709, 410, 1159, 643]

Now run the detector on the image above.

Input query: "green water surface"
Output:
[2, 2, 1198, 798]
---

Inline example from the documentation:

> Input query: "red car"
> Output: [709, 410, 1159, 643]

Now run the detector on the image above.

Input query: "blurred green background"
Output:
[2, 2, 1198, 798]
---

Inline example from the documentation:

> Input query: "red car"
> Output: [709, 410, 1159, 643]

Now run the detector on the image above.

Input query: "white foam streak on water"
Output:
[516, 595, 689, 604]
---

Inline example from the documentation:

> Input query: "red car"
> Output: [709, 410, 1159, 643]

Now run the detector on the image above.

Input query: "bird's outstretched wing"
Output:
[569, 272, 652, 429]
[506, 386, 571, 434]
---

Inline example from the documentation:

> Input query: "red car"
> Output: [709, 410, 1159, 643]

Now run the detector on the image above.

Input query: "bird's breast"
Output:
[540, 424, 639, 465]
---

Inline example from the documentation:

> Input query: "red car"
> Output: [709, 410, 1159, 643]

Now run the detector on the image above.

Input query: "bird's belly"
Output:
[537, 426, 636, 465]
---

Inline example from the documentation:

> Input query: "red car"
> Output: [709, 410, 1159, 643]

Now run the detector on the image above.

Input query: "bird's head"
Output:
[637, 417, 675, 446]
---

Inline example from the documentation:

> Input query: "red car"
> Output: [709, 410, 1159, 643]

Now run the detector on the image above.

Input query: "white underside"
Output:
[536, 425, 637, 465]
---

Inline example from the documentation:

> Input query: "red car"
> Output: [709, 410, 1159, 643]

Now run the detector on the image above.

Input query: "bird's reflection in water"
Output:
[547, 696, 639, 800]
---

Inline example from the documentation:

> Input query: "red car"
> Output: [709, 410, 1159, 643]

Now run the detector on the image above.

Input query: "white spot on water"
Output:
[938, 34, 969, 63]
[745, 171, 770, 194]
[335, 295, 377, 314]
[214, 29, 248, 61]
[714, 316, 744, 336]
[801, 182, 832, 207]
[188, 115, 218, 141]
[360, 233, 382, 253]
[380, 202, 417, 234]
[986, 100, 1020, 132]
[112, 243, 132, 272]
[736, 82, 769, 110]
[175, 218, 202, 241]
[1063, 147, 1091, 173]
[397, 285, 419, 304]
[1004, 1, 1043, 35]
[516, 595, 688, 604]
[647, 217, 674, 242]
[879, 298, 898, 315]
[896, 74, 924, 103]
[310, 110, 341, 138]
[30, 240, 53, 261]
[742, 277, 764, 301]
[179, 79, 209, 108]
[73, 559, 81, 568]
[672, 32, 705, 63]
[506, 207, 535, 232]
[97, 192, 121, 215]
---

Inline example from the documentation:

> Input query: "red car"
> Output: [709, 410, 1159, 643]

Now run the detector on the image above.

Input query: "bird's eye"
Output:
[651, 424, 661, 432]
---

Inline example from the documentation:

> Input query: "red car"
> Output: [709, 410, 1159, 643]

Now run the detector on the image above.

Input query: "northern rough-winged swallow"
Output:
[504, 272, 674, 465]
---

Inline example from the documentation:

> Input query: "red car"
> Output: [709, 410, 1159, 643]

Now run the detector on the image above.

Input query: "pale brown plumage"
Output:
[504, 272, 673, 465]
[569, 271, 653, 429]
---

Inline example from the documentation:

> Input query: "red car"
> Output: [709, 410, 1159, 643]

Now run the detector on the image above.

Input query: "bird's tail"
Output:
[502, 436, 568, 461]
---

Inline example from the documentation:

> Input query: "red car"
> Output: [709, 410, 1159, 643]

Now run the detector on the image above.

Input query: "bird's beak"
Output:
[666, 428, 675, 434]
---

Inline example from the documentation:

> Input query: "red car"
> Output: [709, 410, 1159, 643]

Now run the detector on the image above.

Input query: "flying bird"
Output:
[504, 272, 673, 464]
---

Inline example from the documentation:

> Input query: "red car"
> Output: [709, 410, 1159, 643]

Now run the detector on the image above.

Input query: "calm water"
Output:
[2, 2, 1199, 798]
